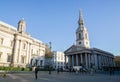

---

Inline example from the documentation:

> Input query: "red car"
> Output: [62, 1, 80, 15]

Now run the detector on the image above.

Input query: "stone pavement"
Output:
[0, 71, 120, 82]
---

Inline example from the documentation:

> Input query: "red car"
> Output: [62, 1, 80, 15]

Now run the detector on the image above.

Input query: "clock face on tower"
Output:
[79, 42, 81, 44]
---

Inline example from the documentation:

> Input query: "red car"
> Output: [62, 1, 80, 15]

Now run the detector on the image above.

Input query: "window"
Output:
[86, 42, 88, 44]
[61, 55, 64, 60]
[0, 52, 2, 60]
[21, 56, 25, 63]
[31, 49, 33, 54]
[40, 60, 43, 66]
[58, 57, 60, 60]
[79, 33, 81, 39]
[7, 54, 11, 62]
[10, 40, 13, 47]
[61, 56, 63, 60]
[23, 43, 26, 49]
[37, 50, 39, 55]
[0, 38, 3, 45]
[85, 33, 87, 39]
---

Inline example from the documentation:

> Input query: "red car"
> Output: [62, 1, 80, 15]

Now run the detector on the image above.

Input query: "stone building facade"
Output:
[64, 11, 114, 70]
[52, 51, 66, 70]
[0, 19, 46, 68]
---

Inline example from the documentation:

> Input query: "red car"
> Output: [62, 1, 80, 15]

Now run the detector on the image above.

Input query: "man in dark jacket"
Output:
[35, 67, 39, 80]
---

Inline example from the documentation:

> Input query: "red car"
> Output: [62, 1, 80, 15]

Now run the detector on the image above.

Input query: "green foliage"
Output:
[45, 46, 52, 58]
[115, 56, 120, 61]
[115, 56, 120, 67]
[0, 66, 30, 71]
[25, 68, 30, 71]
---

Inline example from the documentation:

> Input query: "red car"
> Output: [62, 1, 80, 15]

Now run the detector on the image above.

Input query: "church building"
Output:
[64, 11, 114, 70]
[0, 19, 46, 68]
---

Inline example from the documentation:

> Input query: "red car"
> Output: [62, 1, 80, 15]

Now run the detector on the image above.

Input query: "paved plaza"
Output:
[0, 71, 120, 82]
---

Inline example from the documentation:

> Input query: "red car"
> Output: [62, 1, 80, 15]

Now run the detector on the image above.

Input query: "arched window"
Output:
[23, 43, 26, 49]
[85, 33, 87, 39]
[79, 33, 81, 39]
[0, 38, 3, 45]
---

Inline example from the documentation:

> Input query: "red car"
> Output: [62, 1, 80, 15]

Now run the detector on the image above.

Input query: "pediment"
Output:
[64, 45, 90, 54]
[64, 45, 77, 53]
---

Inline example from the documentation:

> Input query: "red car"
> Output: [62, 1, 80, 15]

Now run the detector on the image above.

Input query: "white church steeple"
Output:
[76, 10, 90, 48]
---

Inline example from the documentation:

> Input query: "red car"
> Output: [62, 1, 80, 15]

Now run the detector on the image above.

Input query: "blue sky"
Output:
[0, 0, 120, 55]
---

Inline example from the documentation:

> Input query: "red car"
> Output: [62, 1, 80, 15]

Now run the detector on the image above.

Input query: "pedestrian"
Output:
[109, 67, 112, 75]
[111, 67, 115, 75]
[57, 68, 59, 74]
[48, 66, 52, 75]
[35, 67, 39, 80]
[69, 66, 72, 72]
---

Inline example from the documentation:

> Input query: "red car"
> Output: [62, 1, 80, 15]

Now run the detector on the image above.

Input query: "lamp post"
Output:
[49, 42, 52, 74]
[49, 42, 52, 50]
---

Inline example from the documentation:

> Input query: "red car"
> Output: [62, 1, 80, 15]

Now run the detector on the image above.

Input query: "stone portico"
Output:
[65, 46, 114, 69]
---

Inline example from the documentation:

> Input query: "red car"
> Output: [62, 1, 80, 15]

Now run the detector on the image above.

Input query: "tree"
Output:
[45, 44, 52, 58]
[115, 56, 120, 67]
[44, 42, 53, 69]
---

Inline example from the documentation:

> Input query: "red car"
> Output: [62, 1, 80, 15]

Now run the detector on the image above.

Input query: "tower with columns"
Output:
[0, 19, 46, 68]
[17, 18, 26, 33]
[64, 11, 114, 70]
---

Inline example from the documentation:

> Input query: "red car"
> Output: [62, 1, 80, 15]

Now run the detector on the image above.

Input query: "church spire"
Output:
[78, 10, 84, 25]
[76, 10, 85, 32]
[76, 10, 90, 48]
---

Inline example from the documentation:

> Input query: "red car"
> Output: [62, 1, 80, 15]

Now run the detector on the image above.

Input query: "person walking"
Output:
[48, 66, 51, 75]
[35, 67, 39, 80]
[57, 68, 60, 74]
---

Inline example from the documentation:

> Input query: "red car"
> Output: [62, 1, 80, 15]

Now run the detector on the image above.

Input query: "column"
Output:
[94, 54, 98, 69]
[111, 58, 113, 66]
[97, 55, 100, 68]
[18, 40, 22, 64]
[99, 55, 101, 68]
[103, 56, 105, 66]
[11, 37, 18, 66]
[72, 55, 74, 66]
[70, 55, 72, 66]
[101, 56, 103, 67]
[28, 43, 31, 65]
[85, 53, 88, 68]
[80, 53, 83, 65]
[88, 54, 91, 68]
[65, 55, 66, 67]
[68, 55, 70, 67]
[105, 56, 107, 66]
[26, 42, 29, 64]
[76, 54, 78, 66]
